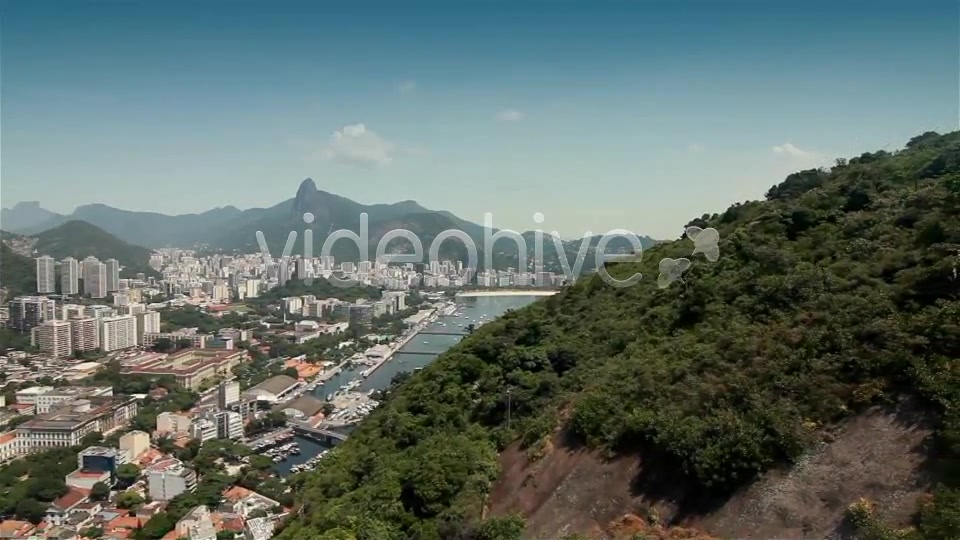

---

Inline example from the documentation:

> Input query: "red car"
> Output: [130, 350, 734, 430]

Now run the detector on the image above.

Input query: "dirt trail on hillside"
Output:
[488, 403, 935, 539]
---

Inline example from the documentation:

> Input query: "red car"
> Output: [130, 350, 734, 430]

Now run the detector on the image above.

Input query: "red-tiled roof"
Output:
[51, 488, 88, 510]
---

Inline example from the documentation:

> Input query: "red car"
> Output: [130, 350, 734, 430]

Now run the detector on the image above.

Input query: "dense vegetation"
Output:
[276, 132, 960, 540]
[0, 243, 36, 298]
[0, 447, 79, 523]
[249, 277, 383, 306]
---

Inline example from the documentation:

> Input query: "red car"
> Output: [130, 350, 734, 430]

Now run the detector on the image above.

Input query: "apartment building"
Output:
[60, 257, 79, 295]
[70, 317, 100, 353]
[189, 418, 217, 443]
[148, 458, 197, 501]
[156, 412, 192, 435]
[36, 256, 56, 294]
[217, 380, 240, 409]
[35, 320, 72, 358]
[135, 311, 161, 345]
[82, 257, 107, 299]
[8, 296, 57, 333]
[100, 315, 137, 352]
[105, 259, 120, 292]
[214, 411, 243, 440]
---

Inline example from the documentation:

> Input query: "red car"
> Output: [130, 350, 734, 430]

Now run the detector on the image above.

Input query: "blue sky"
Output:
[1, 0, 957, 239]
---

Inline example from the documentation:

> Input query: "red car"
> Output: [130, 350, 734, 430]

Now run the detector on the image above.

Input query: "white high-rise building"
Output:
[60, 257, 79, 295]
[244, 279, 260, 298]
[36, 256, 56, 294]
[36, 320, 72, 358]
[214, 411, 243, 440]
[83, 257, 107, 299]
[105, 259, 121, 292]
[217, 380, 240, 409]
[70, 317, 100, 353]
[134, 311, 161, 345]
[100, 314, 137, 352]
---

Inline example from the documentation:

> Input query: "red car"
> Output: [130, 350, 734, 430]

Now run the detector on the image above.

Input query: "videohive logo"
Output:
[255, 213, 721, 289]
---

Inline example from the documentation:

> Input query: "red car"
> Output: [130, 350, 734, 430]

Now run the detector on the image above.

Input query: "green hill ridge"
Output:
[275, 131, 960, 540]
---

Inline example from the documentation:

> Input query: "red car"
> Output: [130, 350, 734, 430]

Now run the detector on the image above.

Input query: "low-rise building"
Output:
[35, 386, 112, 414]
[244, 375, 298, 404]
[15, 396, 138, 454]
[121, 348, 248, 390]
[142, 328, 208, 349]
[0, 432, 17, 463]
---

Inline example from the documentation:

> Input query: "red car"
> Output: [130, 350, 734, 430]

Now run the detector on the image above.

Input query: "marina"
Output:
[274, 295, 542, 475]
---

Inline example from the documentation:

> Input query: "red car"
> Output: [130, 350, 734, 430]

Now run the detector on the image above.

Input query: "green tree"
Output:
[136, 511, 174, 540]
[116, 490, 145, 510]
[151, 337, 175, 353]
[81, 431, 104, 447]
[117, 463, 142, 488]
[15, 498, 48, 524]
[90, 481, 110, 501]
[475, 515, 525, 540]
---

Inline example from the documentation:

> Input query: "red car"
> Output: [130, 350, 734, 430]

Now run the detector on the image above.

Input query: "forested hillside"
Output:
[277, 131, 960, 540]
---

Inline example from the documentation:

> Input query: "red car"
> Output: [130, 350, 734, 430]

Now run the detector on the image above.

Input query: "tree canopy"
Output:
[276, 132, 960, 540]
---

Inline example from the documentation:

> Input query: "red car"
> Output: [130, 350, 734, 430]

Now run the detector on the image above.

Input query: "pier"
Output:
[392, 350, 437, 356]
[290, 423, 349, 445]
[417, 330, 468, 336]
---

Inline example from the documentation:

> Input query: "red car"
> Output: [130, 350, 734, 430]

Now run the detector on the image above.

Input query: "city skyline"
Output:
[2, 0, 956, 239]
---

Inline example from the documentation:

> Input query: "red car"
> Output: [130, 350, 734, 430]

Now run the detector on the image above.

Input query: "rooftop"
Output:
[17, 396, 135, 432]
[249, 375, 298, 396]
[275, 395, 324, 417]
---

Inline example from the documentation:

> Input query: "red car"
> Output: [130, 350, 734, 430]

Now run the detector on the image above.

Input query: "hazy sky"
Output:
[1, 0, 957, 239]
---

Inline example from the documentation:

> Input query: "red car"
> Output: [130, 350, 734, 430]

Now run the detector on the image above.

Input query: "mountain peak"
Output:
[13, 201, 42, 209]
[297, 178, 318, 195]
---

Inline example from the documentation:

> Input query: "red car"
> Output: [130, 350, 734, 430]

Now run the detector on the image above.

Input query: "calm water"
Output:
[274, 295, 541, 475]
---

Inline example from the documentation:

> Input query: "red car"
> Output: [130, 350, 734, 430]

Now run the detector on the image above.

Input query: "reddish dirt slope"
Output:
[488, 402, 934, 539]
[488, 433, 646, 539]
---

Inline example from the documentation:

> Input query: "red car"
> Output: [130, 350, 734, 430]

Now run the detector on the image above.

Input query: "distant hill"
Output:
[0, 201, 62, 233]
[3, 179, 657, 273]
[29, 220, 157, 278]
[6, 203, 246, 248]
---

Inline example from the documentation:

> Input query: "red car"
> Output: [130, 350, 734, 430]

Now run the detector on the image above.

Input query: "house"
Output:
[174, 506, 216, 540]
[0, 520, 36, 538]
[45, 488, 88, 526]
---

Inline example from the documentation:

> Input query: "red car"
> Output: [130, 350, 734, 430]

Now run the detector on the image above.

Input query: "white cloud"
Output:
[772, 142, 815, 158]
[319, 124, 395, 166]
[495, 109, 524, 122]
[688, 143, 704, 153]
[397, 80, 416, 94]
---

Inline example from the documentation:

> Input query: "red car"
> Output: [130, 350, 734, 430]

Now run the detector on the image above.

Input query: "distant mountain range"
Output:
[2, 179, 658, 272]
